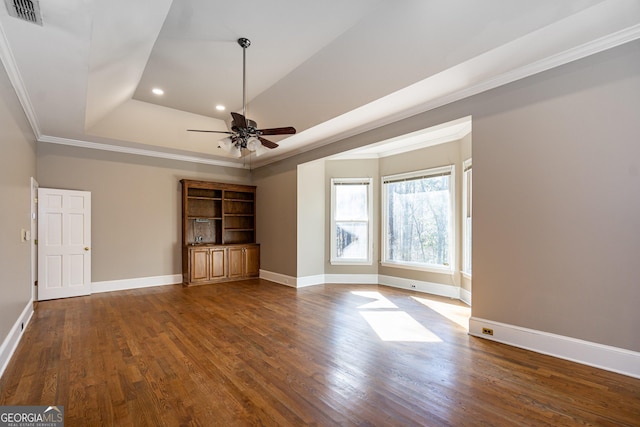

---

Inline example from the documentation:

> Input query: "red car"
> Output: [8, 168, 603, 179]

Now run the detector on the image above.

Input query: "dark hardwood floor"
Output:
[0, 280, 638, 426]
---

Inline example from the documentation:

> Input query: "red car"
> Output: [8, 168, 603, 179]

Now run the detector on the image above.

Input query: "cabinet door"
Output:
[190, 248, 210, 282]
[210, 247, 226, 279]
[228, 247, 245, 278]
[245, 245, 260, 277]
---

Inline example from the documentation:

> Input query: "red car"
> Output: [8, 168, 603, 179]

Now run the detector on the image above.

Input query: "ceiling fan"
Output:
[187, 38, 296, 157]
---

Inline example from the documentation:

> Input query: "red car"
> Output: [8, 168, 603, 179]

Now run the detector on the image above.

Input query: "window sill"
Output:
[380, 261, 453, 275]
[462, 272, 472, 280]
[330, 260, 372, 266]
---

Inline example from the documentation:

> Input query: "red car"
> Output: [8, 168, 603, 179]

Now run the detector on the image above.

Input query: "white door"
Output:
[38, 188, 91, 300]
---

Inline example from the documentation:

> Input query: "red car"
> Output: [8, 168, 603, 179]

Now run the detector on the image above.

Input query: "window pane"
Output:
[335, 185, 368, 221]
[331, 179, 371, 264]
[336, 221, 368, 259]
[385, 175, 450, 266]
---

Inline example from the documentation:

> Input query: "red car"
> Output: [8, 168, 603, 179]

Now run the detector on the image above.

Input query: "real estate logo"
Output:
[0, 406, 63, 427]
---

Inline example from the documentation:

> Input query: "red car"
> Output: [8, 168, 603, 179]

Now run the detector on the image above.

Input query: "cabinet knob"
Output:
[84, 247, 90, 251]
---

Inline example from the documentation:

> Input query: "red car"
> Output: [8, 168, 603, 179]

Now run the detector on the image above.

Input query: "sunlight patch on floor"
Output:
[359, 311, 442, 342]
[412, 296, 470, 331]
[351, 291, 398, 309]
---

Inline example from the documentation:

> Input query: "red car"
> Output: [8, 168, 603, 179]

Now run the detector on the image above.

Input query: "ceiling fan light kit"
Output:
[187, 38, 296, 158]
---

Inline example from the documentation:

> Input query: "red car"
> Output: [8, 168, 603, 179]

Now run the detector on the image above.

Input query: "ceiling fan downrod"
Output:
[238, 38, 251, 119]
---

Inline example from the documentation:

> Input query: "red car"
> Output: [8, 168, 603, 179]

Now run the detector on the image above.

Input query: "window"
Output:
[382, 166, 454, 271]
[463, 160, 472, 275]
[331, 178, 372, 264]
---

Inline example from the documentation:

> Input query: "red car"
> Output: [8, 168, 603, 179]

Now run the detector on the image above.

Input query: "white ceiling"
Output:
[1, 0, 639, 168]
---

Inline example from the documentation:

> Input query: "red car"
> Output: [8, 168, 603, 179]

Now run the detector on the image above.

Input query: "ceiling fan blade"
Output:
[257, 126, 296, 136]
[187, 129, 233, 134]
[258, 137, 279, 149]
[231, 112, 248, 129]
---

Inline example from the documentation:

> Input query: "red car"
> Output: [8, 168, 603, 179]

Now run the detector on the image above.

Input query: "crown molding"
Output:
[376, 125, 471, 159]
[393, 23, 640, 130]
[452, 23, 640, 106]
[38, 135, 247, 169]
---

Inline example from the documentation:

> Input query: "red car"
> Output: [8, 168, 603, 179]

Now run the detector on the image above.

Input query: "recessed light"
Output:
[152, 88, 164, 95]
[215, 105, 226, 111]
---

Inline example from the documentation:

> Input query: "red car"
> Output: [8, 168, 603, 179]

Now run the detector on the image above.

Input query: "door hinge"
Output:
[34, 280, 38, 287]
[34, 239, 38, 245]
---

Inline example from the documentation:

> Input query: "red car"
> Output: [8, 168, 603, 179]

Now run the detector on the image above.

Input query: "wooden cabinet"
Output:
[210, 247, 226, 280]
[189, 246, 211, 283]
[228, 245, 260, 279]
[181, 180, 260, 285]
[186, 244, 257, 284]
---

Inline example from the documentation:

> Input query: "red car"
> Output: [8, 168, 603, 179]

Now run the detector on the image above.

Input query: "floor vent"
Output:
[4, 0, 42, 25]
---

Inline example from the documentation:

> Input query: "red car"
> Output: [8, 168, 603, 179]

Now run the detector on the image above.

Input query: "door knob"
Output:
[84, 247, 90, 251]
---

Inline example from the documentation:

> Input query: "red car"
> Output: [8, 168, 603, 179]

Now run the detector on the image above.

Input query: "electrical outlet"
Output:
[482, 327, 494, 336]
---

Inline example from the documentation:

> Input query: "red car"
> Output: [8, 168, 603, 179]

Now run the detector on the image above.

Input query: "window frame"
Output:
[330, 177, 373, 265]
[381, 165, 455, 273]
[462, 159, 472, 277]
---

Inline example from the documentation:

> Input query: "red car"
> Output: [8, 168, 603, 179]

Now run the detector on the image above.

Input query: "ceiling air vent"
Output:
[4, 0, 42, 25]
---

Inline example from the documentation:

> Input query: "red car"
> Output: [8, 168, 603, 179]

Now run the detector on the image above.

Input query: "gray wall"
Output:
[37, 144, 250, 282]
[0, 59, 37, 343]
[471, 42, 640, 351]
[255, 40, 640, 352]
[252, 166, 298, 277]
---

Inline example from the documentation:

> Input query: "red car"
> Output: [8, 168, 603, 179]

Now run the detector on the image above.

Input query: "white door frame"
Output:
[30, 177, 38, 302]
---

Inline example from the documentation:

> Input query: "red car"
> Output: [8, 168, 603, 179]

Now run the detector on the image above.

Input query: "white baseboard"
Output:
[378, 275, 460, 299]
[459, 288, 472, 306]
[295, 274, 325, 288]
[92, 274, 182, 294]
[325, 274, 379, 284]
[261, 271, 379, 288]
[262, 271, 463, 302]
[259, 270, 298, 287]
[469, 317, 640, 379]
[0, 299, 34, 379]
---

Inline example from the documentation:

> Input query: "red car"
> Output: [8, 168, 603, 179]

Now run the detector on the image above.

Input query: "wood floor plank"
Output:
[1, 280, 639, 426]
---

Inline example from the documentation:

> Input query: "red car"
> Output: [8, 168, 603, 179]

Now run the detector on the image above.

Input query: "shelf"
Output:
[187, 188, 223, 198]
[224, 191, 254, 201]
[188, 196, 222, 201]
[182, 179, 258, 285]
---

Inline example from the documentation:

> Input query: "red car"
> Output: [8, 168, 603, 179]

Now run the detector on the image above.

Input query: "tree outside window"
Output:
[383, 167, 453, 270]
[331, 178, 372, 264]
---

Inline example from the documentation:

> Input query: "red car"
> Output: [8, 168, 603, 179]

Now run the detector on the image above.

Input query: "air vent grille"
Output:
[4, 0, 42, 25]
